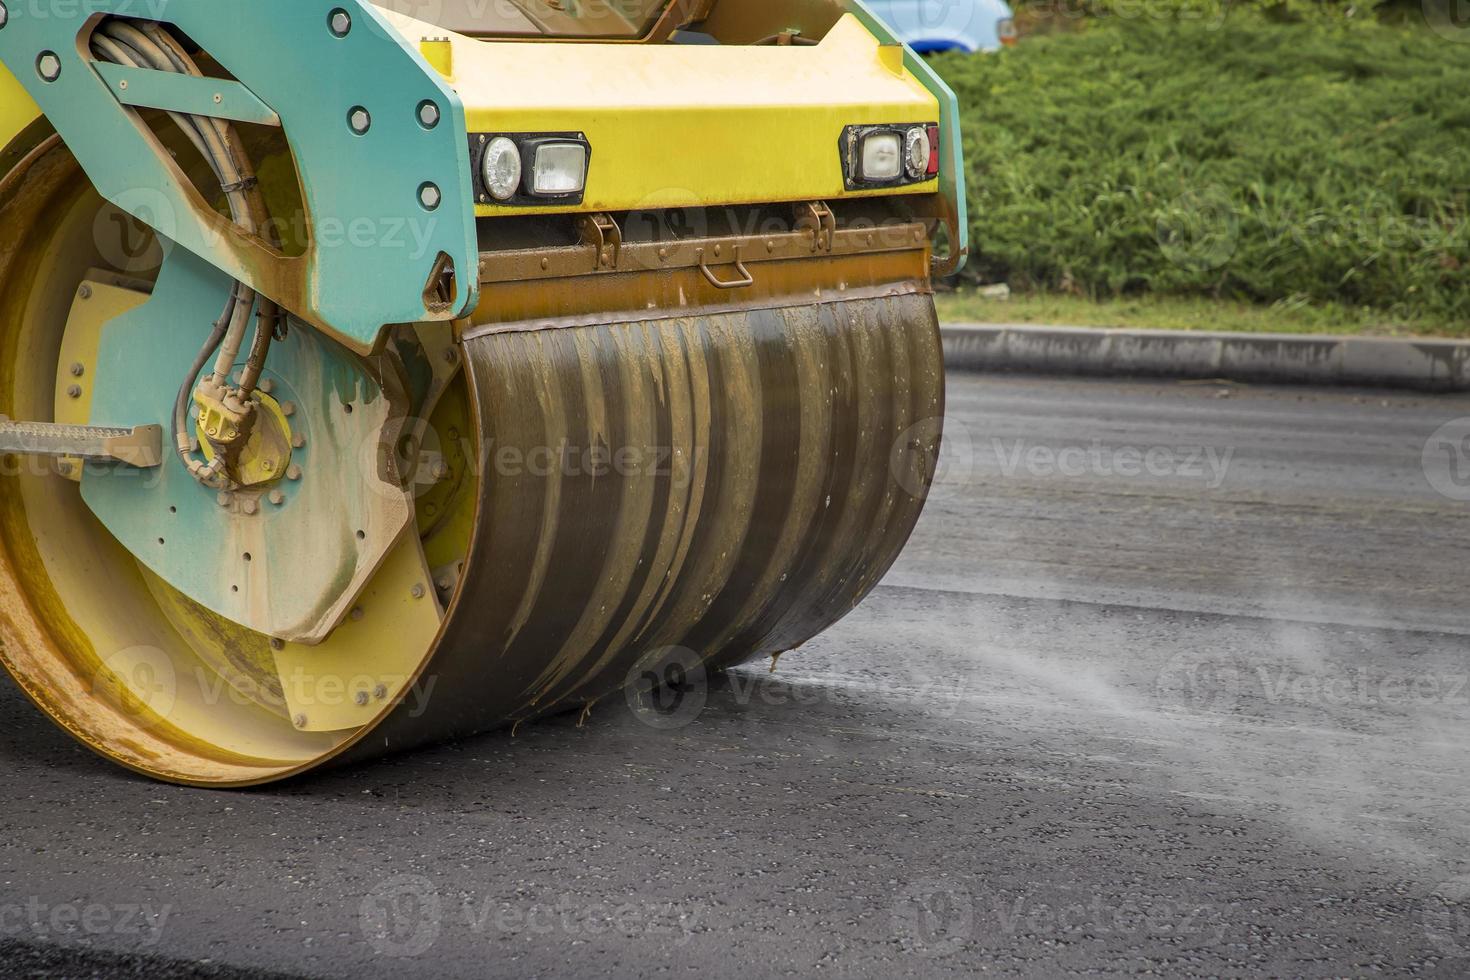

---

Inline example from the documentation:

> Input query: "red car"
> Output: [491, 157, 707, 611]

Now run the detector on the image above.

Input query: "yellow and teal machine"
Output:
[0, 0, 962, 785]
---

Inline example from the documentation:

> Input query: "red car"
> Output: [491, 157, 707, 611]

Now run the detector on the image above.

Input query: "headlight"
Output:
[481, 137, 522, 202]
[842, 123, 941, 189]
[860, 132, 903, 182]
[529, 141, 589, 197]
[904, 127, 932, 180]
[472, 132, 592, 206]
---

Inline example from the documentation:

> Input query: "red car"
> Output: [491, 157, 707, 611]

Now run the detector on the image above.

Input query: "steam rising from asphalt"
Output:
[771, 584, 1470, 875]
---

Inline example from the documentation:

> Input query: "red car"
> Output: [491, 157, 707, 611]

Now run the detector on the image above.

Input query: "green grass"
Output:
[936, 290, 1459, 335]
[930, 17, 1470, 334]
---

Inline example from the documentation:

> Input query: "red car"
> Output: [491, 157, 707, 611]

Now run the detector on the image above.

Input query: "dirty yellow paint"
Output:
[376, 11, 941, 215]
[0, 63, 40, 152]
[53, 278, 151, 480]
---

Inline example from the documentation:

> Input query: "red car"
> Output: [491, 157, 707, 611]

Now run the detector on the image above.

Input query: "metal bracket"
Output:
[93, 63, 281, 128]
[796, 202, 837, 253]
[0, 417, 162, 468]
[579, 213, 623, 271]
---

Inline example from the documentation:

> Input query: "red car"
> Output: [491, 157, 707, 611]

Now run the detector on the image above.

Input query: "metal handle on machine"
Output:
[698, 249, 754, 290]
[0, 416, 163, 468]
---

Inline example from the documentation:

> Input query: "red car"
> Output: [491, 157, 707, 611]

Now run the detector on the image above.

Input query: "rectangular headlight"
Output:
[860, 132, 903, 182]
[531, 142, 588, 196]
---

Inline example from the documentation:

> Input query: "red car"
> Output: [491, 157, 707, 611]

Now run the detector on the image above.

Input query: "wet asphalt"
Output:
[2, 372, 1469, 978]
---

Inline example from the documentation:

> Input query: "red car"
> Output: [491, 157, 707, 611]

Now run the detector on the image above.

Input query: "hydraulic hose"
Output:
[90, 19, 282, 490]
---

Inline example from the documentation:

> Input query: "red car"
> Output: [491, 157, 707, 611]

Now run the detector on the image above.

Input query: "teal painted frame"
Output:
[0, 0, 478, 350]
[94, 63, 281, 127]
[847, 0, 970, 273]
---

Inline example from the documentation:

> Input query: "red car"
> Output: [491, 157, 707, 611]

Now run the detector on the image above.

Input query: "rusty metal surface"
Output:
[470, 230, 932, 335]
[348, 288, 944, 760]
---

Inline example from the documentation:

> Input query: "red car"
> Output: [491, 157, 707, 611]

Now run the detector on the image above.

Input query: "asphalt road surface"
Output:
[3, 372, 1469, 978]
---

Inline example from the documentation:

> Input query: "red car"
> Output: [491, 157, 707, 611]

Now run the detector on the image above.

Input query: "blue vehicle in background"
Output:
[865, 0, 1018, 53]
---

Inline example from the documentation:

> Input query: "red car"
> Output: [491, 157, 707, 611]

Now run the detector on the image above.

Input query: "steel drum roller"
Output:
[353, 296, 944, 758]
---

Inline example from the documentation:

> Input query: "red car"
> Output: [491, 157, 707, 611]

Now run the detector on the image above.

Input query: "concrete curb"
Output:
[940, 322, 1470, 392]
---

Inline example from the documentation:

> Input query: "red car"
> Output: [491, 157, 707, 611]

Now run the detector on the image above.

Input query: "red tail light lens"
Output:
[926, 125, 940, 177]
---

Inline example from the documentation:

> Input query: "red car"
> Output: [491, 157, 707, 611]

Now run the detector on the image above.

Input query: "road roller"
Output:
[0, 0, 964, 786]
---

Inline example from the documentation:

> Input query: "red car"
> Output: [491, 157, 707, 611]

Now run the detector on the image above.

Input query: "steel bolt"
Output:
[418, 101, 441, 129]
[269, 638, 284, 651]
[78, 284, 91, 300]
[269, 490, 285, 506]
[70, 362, 84, 377]
[419, 182, 442, 211]
[286, 464, 302, 482]
[442, 348, 457, 365]
[259, 378, 274, 394]
[37, 52, 60, 83]
[354, 691, 370, 707]
[0, 4, 8, 30]
[292, 434, 306, 449]
[56, 462, 72, 478]
[328, 8, 352, 36]
[66, 384, 81, 399]
[411, 584, 426, 600]
[348, 107, 371, 135]
[241, 498, 258, 516]
[280, 401, 295, 417]
[293, 714, 308, 729]
[374, 684, 388, 701]
[350, 606, 365, 622]
[429, 460, 450, 481]
[217, 492, 232, 508]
